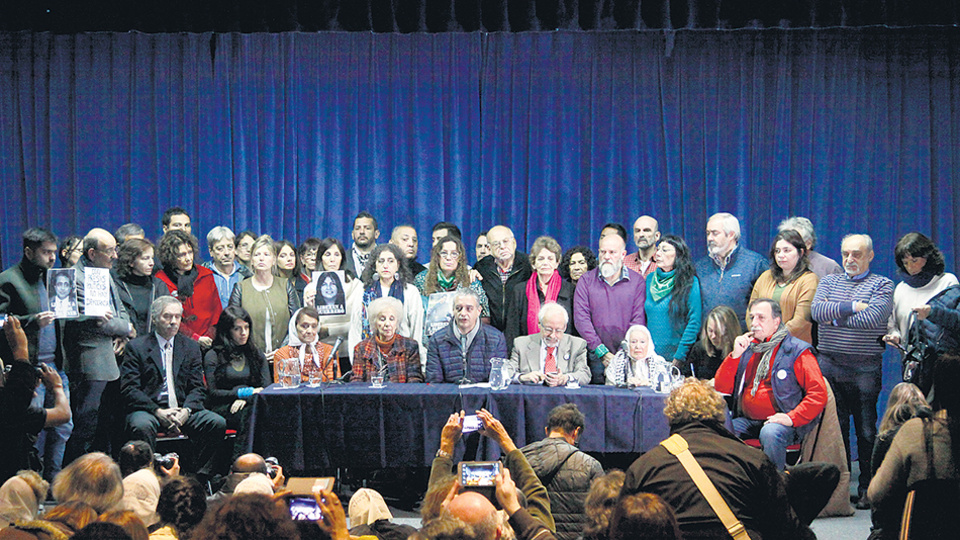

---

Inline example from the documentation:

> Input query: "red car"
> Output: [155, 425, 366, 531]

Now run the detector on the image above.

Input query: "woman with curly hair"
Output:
[348, 244, 424, 362]
[115, 238, 170, 337]
[414, 235, 489, 340]
[155, 231, 222, 347]
[558, 246, 597, 286]
[151, 477, 206, 540]
[203, 306, 270, 460]
[644, 235, 702, 364]
[749, 229, 819, 343]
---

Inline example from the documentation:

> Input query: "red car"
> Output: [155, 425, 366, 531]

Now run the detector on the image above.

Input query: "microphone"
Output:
[334, 371, 353, 383]
[320, 336, 344, 380]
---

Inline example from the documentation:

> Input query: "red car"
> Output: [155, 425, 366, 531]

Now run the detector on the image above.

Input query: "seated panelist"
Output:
[425, 289, 506, 383]
[507, 302, 590, 387]
[352, 296, 423, 383]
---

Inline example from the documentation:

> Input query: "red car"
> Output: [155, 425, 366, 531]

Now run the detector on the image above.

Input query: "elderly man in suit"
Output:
[120, 296, 225, 480]
[508, 302, 590, 387]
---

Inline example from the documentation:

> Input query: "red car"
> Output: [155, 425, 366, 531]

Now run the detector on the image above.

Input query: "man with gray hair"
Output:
[811, 233, 892, 508]
[694, 212, 766, 325]
[120, 296, 226, 481]
[508, 303, 589, 386]
[426, 288, 506, 383]
[203, 226, 252, 309]
[777, 216, 841, 278]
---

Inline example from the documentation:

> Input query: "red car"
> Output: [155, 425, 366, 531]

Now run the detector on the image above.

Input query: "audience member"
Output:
[150, 477, 206, 540]
[233, 231, 257, 269]
[415, 235, 490, 341]
[620, 378, 815, 539]
[868, 382, 929, 540]
[347, 487, 418, 540]
[869, 353, 960, 540]
[115, 224, 146, 244]
[474, 225, 532, 332]
[203, 227, 252, 310]
[228, 235, 301, 358]
[714, 298, 828, 470]
[119, 297, 227, 481]
[574, 233, 645, 384]
[811, 233, 893, 508]
[431, 222, 462, 246]
[883, 233, 958, 348]
[203, 306, 270, 460]
[604, 325, 666, 387]
[352, 297, 422, 383]
[520, 404, 602, 540]
[607, 493, 681, 540]
[160, 208, 192, 236]
[694, 212, 766, 325]
[303, 237, 362, 367]
[0, 501, 97, 540]
[58, 235, 83, 268]
[474, 231, 490, 264]
[390, 225, 425, 276]
[508, 302, 589, 386]
[209, 454, 284, 502]
[425, 289, 506, 383]
[624, 215, 660, 279]
[192, 493, 298, 540]
[0, 228, 73, 481]
[645, 235, 702, 364]
[74, 521, 133, 540]
[504, 236, 574, 353]
[117, 440, 173, 528]
[274, 307, 339, 383]
[423, 408, 555, 540]
[680, 305, 739, 379]
[52, 452, 124, 513]
[777, 216, 842, 278]
[581, 470, 624, 540]
[0, 471, 48, 529]
[750, 230, 819, 344]
[155, 231, 221, 348]
[115, 238, 171, 338]
[344, 211, 380, 277]
[558, 246, 596, 287]
[62, 228, 134, 463]
[350, 243, 424, 360]
[98, 510, 149, 540]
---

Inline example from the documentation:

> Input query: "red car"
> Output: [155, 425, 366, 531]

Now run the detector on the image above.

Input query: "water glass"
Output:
[308, 370, 323, 387]
[371, 375, 385, 388]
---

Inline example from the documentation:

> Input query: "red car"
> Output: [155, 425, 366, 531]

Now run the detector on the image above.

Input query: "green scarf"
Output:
[649, 268, 676, 302]
[437, 272, 457, 291]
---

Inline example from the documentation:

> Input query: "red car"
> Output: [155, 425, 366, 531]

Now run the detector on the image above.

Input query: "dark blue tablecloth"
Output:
[249, 382, 669, 472]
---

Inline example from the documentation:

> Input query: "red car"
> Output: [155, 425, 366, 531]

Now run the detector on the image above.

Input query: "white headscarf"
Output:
[120, 468, 161, 527]
[287, 308, 323, 371]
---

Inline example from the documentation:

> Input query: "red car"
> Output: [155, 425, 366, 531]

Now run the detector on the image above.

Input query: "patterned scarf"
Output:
[359, 279, 405, 341]
[649, 268, 676, 303]
[525, 271, 562, 335]
[749, 324, 789, 396]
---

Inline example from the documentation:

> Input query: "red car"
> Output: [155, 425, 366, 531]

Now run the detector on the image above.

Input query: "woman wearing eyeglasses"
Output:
[413, 235, 490, 340]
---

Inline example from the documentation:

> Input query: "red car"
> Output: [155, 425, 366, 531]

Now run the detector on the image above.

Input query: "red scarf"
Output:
[526, 271, 562, 335]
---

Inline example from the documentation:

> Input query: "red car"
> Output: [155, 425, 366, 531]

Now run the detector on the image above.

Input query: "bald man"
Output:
[63, 228, 134, 463]
[390, 225, 425, 276]
[473, 225, 532, 332]
[624, 215, 660, 279]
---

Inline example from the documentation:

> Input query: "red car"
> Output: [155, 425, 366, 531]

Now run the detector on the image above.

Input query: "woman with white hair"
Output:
[352, 297, 423, 383]
[605, 325, 667, 386]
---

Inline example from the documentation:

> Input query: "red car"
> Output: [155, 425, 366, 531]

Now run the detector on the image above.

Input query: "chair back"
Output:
[899, 479, 960, 540]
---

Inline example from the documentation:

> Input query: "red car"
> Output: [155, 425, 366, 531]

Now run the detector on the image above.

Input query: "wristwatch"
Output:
[436, 448, 451, 459]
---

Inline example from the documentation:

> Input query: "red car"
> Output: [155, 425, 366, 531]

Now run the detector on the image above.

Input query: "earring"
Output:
[394, 272, 400, 281]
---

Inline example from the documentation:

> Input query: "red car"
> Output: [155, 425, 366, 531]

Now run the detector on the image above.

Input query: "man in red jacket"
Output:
[714, 298, 827, 471]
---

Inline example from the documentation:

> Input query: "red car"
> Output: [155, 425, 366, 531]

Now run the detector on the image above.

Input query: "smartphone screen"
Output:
[462, 414, 482, 433]
[288, 497, 323, 521]
[0, 314, 7, 328]
[459, 461, 500, 487]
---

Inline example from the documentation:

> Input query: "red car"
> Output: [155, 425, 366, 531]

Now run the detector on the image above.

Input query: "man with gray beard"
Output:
[572, 234, 646, 384]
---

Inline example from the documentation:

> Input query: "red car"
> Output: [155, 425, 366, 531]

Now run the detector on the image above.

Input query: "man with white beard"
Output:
[572, 234, 646, 384]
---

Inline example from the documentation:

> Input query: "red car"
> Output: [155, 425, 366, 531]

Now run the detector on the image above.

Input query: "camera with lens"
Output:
[154, 452, 179, 470]
[265, 456, 281, 479]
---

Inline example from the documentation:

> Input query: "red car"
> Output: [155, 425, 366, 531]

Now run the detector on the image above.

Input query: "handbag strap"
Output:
[661, 434, 750, 540]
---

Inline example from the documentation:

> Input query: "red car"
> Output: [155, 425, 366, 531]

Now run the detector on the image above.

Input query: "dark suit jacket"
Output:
[0, 258, 49, 364]
[504, 278, 577, 354]
[508, 332, 591, 386]
[120, 333, 207, 414]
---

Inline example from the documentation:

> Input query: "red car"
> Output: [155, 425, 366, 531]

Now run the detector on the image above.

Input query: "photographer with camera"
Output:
[0, 316, 71, 484]
[209, 453, 285, 502]
[419, 408, 556, 540]
[117, 440, 180, 528]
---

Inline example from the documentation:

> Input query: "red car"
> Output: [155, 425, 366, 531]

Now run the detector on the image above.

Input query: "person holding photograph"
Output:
[414, 235, 489, 340]
[303, 237, 361, 369]
[50, 271, 78, 318]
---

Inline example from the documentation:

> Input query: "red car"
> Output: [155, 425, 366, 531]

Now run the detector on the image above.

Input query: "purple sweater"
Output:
[573, 267, 646, 355]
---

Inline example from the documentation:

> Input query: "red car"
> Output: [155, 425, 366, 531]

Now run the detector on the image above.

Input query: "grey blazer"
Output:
[62, 256, 133, 381]
[508, 332, 591, 386]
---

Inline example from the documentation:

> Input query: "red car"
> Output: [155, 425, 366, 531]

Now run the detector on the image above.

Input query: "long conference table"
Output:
[248, 382, 670, 473]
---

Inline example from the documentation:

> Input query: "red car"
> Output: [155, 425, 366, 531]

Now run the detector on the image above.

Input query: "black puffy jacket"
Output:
[920, 285, 960, 354]
[521, 438, 603, 540]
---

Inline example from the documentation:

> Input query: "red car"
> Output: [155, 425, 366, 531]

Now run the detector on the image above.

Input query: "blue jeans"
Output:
[30, 363, 73, 482]
[732, 416, 801, 471]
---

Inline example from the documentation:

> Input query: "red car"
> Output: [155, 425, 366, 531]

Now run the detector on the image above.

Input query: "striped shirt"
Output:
[811, 271, 893, 357]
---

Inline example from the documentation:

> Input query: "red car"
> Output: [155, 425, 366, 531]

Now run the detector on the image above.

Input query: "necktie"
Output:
[165, 342, 179, 409]
[545, 346, 557, 374]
